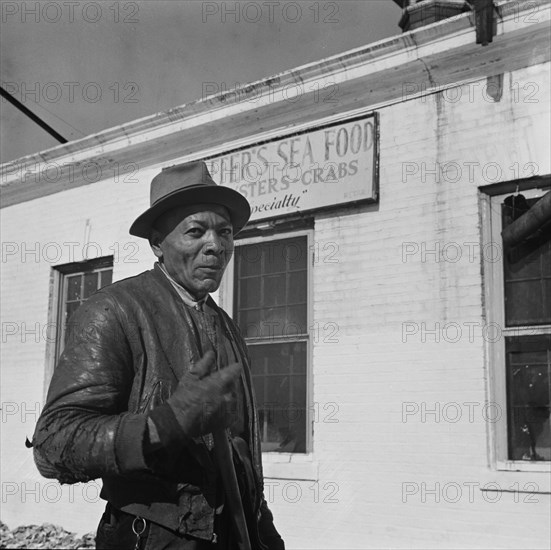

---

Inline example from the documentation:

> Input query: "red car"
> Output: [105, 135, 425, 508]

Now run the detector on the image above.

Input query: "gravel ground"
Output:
[0, 522, 95, 549]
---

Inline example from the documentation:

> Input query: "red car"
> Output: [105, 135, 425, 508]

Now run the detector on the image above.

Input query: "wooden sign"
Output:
[206, 114, 378, 221]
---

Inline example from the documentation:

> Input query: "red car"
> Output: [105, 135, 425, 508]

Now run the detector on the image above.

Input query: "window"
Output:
[233, 233, 310, 453]
[54, 257, 113, 359]
[484, 186, 551, 469]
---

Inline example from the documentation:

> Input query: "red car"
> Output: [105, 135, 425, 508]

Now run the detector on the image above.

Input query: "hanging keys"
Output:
[132, 516, 147, 550]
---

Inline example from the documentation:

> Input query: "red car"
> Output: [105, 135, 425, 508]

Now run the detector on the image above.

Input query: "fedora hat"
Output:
[129, 160, 251, 238]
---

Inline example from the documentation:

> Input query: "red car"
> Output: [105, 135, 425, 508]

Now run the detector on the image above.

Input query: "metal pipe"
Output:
[502, 191, 551, 247]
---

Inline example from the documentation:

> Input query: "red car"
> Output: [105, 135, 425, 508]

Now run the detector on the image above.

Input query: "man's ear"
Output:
[150, 228, 164, 259]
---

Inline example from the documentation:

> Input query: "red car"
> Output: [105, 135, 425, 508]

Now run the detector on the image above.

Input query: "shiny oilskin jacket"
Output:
[32, 263, 280, 545]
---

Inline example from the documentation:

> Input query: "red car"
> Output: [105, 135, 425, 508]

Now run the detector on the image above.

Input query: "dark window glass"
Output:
[100, 269, 113, 287]
[502, 199, 551, 326]
[502, 195, 550, 461]
[249, 342, 307, 453]
[506, 335, 551, 461]
[67, 275, 82, 301]
[235, 237, 308, 453]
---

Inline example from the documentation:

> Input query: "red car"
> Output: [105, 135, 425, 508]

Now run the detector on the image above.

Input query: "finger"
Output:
[205, 363, 240, 395]
[190, 350, 216, 379]
[217, 362, 241, 389]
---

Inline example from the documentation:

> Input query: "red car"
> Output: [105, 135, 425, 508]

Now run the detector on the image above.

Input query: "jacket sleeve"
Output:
[258, 497, 285, 550]
[32, 292, 149, 484]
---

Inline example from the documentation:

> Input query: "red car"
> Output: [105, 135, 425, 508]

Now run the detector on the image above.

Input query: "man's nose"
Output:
[203, 232, 225, 255]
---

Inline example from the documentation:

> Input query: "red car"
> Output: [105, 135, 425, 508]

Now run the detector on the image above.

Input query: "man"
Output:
[32, 161, 285, 550]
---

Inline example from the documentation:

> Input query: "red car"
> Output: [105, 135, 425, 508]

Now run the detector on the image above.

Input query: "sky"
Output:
[1, 1, 401, 162]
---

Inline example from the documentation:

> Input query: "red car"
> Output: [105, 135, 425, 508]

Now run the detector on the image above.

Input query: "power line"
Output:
[29, 100, 87, 139]
[0, 85, 68, 143]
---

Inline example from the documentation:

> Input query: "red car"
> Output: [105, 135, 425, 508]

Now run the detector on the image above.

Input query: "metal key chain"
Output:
[132, 516, 147, 550]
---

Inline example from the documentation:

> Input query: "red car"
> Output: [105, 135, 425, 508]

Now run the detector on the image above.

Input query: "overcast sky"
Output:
[1, 1, 400, 162]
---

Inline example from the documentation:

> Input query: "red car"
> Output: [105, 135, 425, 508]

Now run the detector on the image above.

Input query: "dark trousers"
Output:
[95, 502, 234, 550]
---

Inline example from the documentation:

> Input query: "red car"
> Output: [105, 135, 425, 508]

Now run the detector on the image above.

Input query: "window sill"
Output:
[480, 464, 551, 495]
[262, 452, 319, 481]
[496, 460, 551, 474]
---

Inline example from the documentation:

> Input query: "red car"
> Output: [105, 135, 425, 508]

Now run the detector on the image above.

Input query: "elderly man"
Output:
[32, 161, 285, 550]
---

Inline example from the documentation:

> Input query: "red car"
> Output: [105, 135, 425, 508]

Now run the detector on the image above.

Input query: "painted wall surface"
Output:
[1, 61, 550, 548]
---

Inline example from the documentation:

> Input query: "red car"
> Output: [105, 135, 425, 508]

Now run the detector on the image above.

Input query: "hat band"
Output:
[150, 183, 212, 208]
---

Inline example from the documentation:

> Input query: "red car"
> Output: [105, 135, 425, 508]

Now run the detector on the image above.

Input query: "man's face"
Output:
[151, 204, 234, 299]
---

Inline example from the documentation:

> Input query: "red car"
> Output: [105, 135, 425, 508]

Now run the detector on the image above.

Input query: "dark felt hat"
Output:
[129, 160, 251, 238]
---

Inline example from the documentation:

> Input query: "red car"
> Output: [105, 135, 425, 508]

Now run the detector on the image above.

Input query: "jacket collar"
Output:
[156, 261, 208, 310]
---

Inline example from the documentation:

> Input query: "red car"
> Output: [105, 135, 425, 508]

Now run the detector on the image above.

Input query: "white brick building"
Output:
[1, 1, 550, 548]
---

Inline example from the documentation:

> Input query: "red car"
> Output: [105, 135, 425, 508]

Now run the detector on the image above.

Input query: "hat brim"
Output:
[129, 185, 251, 239]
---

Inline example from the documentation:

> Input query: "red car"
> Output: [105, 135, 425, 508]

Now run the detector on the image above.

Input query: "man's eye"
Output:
[187, 227, 203, 235]
[220, 228, 233, 236]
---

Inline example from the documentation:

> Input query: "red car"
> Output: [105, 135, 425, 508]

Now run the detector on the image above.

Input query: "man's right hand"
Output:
[166, 351, 241, 438]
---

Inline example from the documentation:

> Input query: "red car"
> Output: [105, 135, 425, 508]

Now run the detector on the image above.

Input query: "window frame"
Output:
[220, 228, 318, 476]
[482, 185, 551, 473]
[43, 257, 114, 396]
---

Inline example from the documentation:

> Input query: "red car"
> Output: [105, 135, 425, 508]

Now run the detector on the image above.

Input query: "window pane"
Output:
[502, 200, 551, 326]
[67, 275, 82, 301]
[286, 305, 307, 335]
[263, 306, 288, 337]
[506, 335, 551, 461]
[505, 281, 547, 325]
[63, 301, 82, 344]
[239, 277, 260, 309]
[249, 341, 307, 453]
[83, 272, 99, 299]
[506, 245, 545, 279]
[100, 269, 113, 287]
[264, 241, 289, 274]
[288, 270, 307, 304]
[65, 301, 81, 320]
[239, 308, 261, 338]
[238, 245, 262, 277]
[264, 273, 286, 306]
[288, 341, 307, 373]
[284, 238, 307, 272]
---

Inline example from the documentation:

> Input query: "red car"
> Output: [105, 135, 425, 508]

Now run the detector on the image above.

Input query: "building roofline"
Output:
[1, 0, 549, 207]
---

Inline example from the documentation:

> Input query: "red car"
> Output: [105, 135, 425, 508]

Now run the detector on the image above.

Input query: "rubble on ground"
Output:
[0, 521, 95, 549]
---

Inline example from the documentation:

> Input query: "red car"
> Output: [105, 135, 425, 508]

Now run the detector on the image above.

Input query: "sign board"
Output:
[205, 114, 378, 222]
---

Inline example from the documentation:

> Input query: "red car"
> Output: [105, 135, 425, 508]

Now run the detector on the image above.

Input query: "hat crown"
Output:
[129, 159, 250, 239]
[151, 161, 216, 206]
